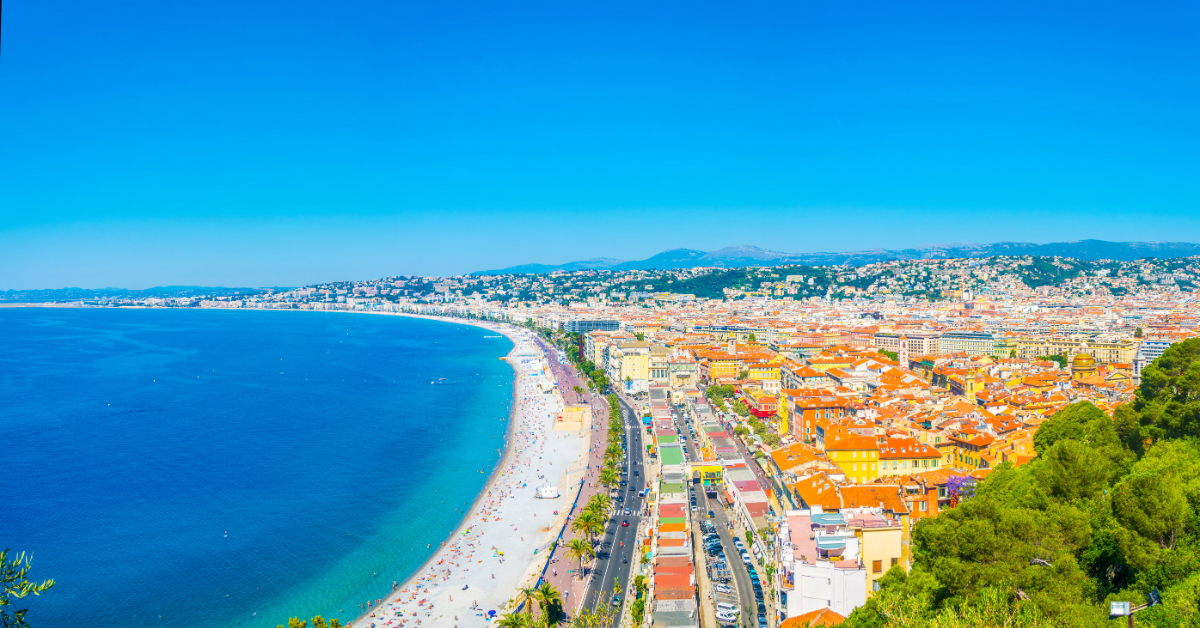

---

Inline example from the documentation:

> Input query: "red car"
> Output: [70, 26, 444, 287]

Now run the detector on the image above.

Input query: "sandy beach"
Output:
[349, 318, 591, 628]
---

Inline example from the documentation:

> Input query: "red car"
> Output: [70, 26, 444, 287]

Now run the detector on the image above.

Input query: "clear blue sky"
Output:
[2, 1, 1197, 288]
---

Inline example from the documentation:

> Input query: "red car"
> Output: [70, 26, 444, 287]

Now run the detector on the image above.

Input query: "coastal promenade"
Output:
[532, 337, 614, 616]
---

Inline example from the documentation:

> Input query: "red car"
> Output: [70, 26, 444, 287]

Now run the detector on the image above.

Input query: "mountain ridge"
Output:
[473, 240, 1200, 274]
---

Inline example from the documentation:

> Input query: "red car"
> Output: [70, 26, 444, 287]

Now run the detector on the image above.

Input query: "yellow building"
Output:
[693, 464, 724, 486]
[877, 436, 942, 477]
[825, 435, 880, 483]
[747, 362, 782, 383]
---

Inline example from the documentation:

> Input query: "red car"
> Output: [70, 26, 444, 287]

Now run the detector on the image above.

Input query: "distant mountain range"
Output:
[473, 240, 1200, 274]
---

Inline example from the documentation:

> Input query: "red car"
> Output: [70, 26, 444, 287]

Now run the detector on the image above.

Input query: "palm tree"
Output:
[599, 468, 619, 491]
[564, 538, 596, 575]
[495, 613, 527, 628]
[535, 582, 563, 621]
[514, 586, 539, 616]
[572, 510, 605, 545]
[587, 492, 612, 515]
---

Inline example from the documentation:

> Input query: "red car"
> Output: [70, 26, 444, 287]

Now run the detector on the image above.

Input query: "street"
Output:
[678, 406, 765, 628]
[582, 393, 646, 613]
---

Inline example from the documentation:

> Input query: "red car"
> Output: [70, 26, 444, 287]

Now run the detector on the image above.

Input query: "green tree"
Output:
[535, 582, 564, 623]
[515, 585, 540, 616]
[1036, 354, 1068, 369]
[565, 538, 596, 575]
[586, 492, 613, 516]
[762, 433, 782, 448]
[1135, 327, 1144, 338]
[879, 349, 899, 361]
[495, 612, 531, 628]
[572, 511, 605, 546]
[634, 332, 645, 341]
[1133, 337, 1200, 440]
[1, 549, 54, 628]
[747, 333, 757, 342]
[599, 468, 620, 491]
[1110, 439, 1200, 570]
[733, 426, 750, 437]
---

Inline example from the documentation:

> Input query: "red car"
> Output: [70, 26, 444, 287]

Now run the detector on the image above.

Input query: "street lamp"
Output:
[1109, 588, 1162, 627]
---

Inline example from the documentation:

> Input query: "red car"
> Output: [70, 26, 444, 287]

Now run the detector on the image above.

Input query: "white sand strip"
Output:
[350, 323, 588, 628]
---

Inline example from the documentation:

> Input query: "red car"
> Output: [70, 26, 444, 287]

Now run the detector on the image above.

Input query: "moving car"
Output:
[612, 594, 621, 607]
[621, 520, 629, 527]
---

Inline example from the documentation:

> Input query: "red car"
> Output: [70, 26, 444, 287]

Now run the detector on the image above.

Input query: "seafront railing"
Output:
[514, 475, 588, 615]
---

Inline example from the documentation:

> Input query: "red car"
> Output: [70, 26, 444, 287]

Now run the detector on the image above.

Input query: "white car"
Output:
[716, 611, 738, 623]
[713, 583, 732, 594]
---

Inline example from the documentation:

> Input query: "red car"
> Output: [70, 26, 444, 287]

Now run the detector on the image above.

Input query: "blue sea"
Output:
[1, 308, 514, 628]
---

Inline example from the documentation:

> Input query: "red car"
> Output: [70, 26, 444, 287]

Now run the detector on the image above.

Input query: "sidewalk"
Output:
[534, 337, 613, 619]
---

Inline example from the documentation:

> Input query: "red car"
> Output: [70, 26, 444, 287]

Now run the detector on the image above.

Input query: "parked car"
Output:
[741, 554, 752, 564]
[715, 611, 738, 623]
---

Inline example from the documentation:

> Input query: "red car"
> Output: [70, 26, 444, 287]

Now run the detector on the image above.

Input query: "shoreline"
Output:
[346, 312, 588, 628]
[348, 313, 526, 627]
[6, 304, 585, 627]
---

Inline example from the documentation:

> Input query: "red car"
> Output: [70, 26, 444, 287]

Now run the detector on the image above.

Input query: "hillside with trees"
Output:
[837, 338, 1200, 627]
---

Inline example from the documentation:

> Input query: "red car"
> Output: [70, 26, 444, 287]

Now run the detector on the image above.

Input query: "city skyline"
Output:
[3, 0, 1198, 287]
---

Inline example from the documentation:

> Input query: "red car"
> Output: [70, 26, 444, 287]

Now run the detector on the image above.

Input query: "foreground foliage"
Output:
[838, 338, 1200, 628]
[1, 549, 55, 628]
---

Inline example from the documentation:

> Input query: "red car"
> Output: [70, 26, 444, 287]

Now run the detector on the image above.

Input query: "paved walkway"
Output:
[533, 338, 613, 616]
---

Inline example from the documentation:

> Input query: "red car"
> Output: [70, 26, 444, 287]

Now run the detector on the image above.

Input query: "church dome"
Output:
[1072, 352, 1096, 368]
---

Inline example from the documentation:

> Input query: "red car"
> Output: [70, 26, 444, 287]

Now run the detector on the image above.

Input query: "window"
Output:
[872, 463, 876, 471]
[920, 501, 928, 512]
[852, 464, 858, 472]
[891, 557, 899, 567]
[852, 451, 858, 459]
[872, 560, 882, 573]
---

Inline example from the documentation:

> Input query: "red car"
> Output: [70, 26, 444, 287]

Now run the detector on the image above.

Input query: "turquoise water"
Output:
[1, 308, 514, 628]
